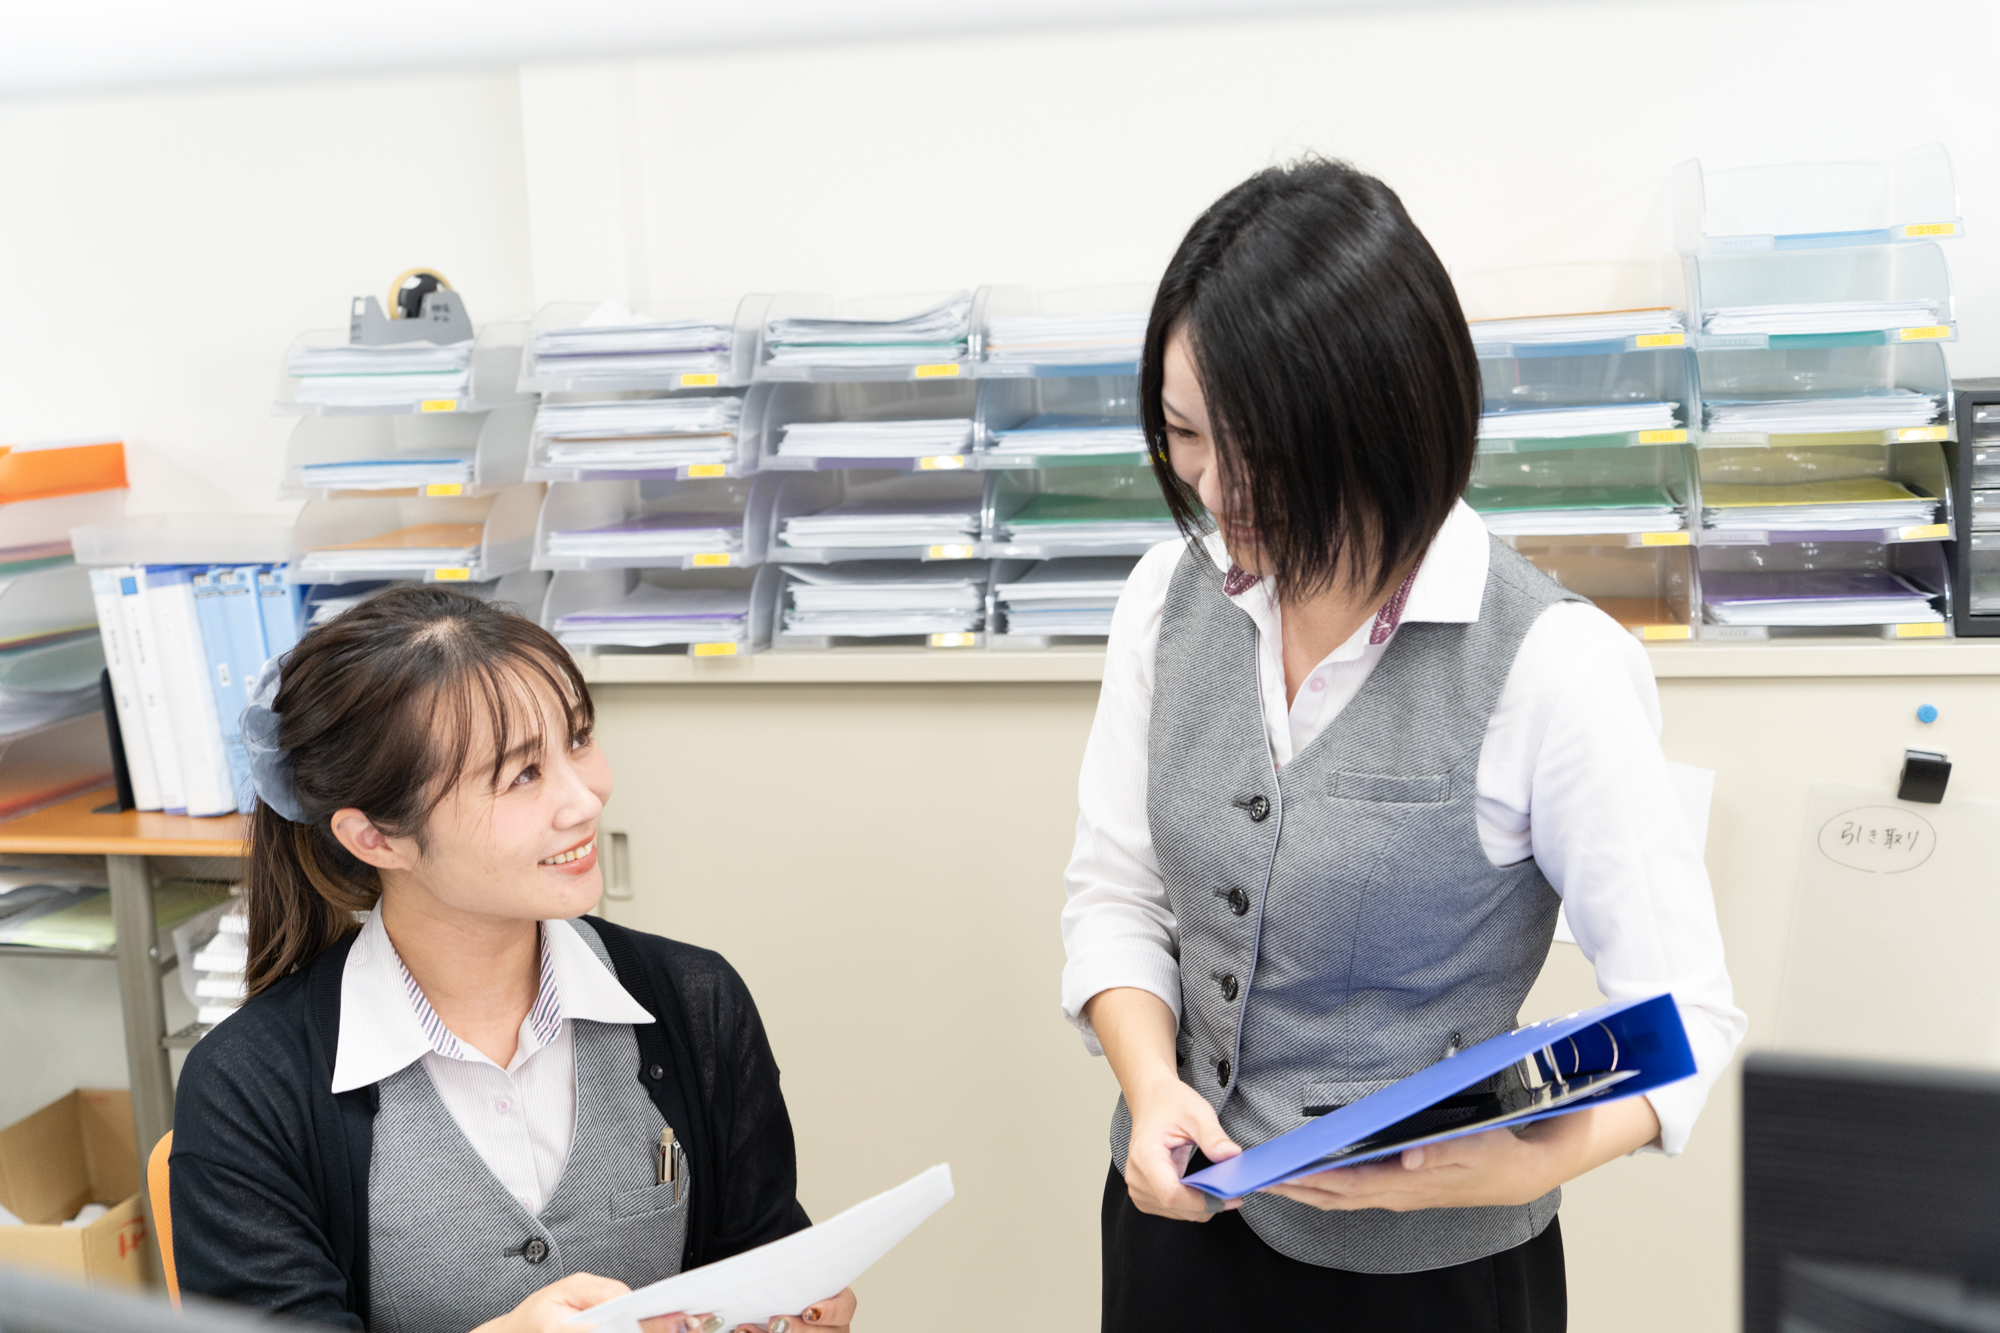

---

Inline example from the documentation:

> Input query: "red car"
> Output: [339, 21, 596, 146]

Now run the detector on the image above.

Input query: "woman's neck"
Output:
[379, 882, 540, 1069]
[1276, 559, 1417, 708]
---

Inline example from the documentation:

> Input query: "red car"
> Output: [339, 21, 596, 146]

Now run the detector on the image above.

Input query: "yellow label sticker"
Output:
[1899, 523, 1950, 541]
[1898, 325, 1950, 341]
[913, 363, 961, 379]
[1895, 426, 1949, 442]
[927, 544, 977, 560]
[1634, 333, 1686, 348]
[419, 399, 458, 413]
[918, 455, 968, 471]
[432, 567, 472, 582]
[1902, 222, 1957, 238]
[929, 632, 977, 648]
[1636, 429, 1688, 445]
[685, 463, 727, 479]
[1640, 624, 1693, 641]
[679, 373, 720, 388]
[1894, 622, 1948, 638]
[424, 483, 464, 497]
[690, 552, 732, 567]
[691, 641, 739, 657]
[1639, 532, 1693, 546]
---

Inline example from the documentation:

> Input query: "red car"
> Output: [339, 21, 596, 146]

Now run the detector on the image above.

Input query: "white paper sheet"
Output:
[567, 1165, 953, 1332]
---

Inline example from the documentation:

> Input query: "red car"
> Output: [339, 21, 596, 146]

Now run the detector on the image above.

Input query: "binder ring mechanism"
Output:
[1514, 1023, 1619, 1091]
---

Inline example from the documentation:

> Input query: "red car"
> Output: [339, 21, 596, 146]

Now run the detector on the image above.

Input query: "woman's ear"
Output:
[329, 808, 412, 872]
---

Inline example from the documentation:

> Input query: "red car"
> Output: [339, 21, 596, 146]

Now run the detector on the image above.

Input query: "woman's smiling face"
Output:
[1160, 325, 1262, 573]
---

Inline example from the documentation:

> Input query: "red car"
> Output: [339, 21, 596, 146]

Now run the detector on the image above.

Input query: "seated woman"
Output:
[171, 586, 854, 1333]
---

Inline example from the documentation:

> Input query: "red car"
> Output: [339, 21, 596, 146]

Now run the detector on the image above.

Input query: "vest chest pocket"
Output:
[1326, 771, 1450, 804]
[611, 1177, 689, 1220]
[1299, 1079, 1400, 1118]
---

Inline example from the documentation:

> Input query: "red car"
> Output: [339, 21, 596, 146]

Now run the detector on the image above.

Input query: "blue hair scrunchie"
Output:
[241, 654, 305, 822]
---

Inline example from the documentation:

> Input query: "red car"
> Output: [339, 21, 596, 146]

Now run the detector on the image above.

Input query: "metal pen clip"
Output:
[656, 1126, 680, 1203]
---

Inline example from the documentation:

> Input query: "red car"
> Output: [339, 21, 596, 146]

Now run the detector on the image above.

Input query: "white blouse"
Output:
[1059, 501, 1747, 1156]
[332, 908, 654, 1214]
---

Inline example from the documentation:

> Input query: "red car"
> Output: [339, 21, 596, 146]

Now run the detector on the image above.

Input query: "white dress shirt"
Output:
[1059, 500, 1747, 1156]
[332, 907, 655, 1214]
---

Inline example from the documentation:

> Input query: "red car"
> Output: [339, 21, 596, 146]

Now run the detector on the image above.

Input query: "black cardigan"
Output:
[170, 918, 811, 1328]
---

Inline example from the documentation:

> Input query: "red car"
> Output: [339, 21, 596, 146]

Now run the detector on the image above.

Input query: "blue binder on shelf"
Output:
[1184, 993, 1696, 1200]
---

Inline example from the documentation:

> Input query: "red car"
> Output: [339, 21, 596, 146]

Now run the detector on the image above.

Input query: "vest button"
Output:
[1217, 1058, 1233, 1087]
[1245, 795, 1270, 822]
[521, 1238, 549, 1264]
[648, 1064, 665, 1080]
[1227, 888, 1249, 916]
[1218, 974, 1239, 1002]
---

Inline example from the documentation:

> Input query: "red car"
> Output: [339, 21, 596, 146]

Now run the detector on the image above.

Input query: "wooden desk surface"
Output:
[0, 787, 248, 857]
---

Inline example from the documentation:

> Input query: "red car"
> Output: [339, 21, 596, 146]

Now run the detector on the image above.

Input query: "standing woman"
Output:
[1061, 159, 1745, 1329]
[171, 587, 854, 1333]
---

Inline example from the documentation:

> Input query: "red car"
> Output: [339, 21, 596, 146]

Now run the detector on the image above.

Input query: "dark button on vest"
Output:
[1218, 974, 1239, 1002]
[521, 1239, 548, 1264]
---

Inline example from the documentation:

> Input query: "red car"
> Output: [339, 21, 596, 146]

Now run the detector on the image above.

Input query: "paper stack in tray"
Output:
[1702, 299, 1942, 337]
[1702, 569, 1940, 626]
[776, 419, 973, 460]
[996, 557, 1137, 636]
[1703, 391, 1940, 434]
[546, 513, 744, 560]
[1469, 308, 1683, 350]
[779, 497, 981, 551]
[530, 300, 733, 384]
[300, 458, 475, 490]
[296, 523, 484, 576]
[534, 397, 741, 471]
[554, 585, 751, 648]
[1470, 484, 1683, 536]
[782, 562, 985, 638]
[765, 294, 971, 368]
[1701, 478, 1937, 533]
[985, 312, 1148, 365]
[287, 342, 474, 408]
[989, 414, 1147, 458]
[1477, 402, 1679, 439]
[1000, 494, 1179, 548]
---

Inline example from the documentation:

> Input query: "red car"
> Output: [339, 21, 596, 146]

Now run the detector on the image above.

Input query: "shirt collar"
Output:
[330, 907, 653, 1093]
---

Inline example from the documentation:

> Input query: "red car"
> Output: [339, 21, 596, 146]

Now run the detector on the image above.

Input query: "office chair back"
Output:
[145, 1131, 177, 1307]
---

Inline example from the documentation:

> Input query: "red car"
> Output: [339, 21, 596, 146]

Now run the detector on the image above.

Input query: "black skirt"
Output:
[1101, 1163, 1566, 1332]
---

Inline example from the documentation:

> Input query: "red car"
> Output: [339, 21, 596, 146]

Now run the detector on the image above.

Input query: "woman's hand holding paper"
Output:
[725, 1286, 856, 1333]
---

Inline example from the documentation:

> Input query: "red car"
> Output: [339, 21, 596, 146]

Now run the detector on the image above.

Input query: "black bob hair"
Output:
[1141, 157, 1481, 601]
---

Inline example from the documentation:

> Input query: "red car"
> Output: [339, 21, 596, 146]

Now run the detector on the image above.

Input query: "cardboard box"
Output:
[0, 1089, 153, 1287]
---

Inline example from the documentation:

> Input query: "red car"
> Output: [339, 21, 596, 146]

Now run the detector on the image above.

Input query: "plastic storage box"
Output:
[751, 379, 979, 472]
[518, 296, 769, 393]
[532, 475, 775, 572]
[282, 405, 532, 497]
[1512, 537, 1695, 642]
[276, 321, 529, 417]
[1948, 381, 2000, 635]
[1673, 143, 1963, 254]
[976, 373, 1146, 469]
[1692, 341, 1953, 448]
[288, 484, 543, 584]
[975, 283, 1152, 378]
[1684, 244, 1956, 351]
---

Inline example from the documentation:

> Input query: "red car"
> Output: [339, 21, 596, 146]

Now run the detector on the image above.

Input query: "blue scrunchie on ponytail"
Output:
[241, 654, 304, 822]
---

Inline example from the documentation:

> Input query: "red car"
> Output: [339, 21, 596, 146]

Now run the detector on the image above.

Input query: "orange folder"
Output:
[0, 441, 128, 503]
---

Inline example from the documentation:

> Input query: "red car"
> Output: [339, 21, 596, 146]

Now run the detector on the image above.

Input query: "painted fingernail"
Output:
[772, 1321, 790, 1333]
[804, 1309, 824, 1324]
[698, 1318, 723, 1333]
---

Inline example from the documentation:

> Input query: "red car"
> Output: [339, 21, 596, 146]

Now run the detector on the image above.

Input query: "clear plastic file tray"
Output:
[754, 290, 981, 384]
[288, 484, 543, 585]
[1478, 350, 1695, 452]
[987, 465, 1176, 560]
[69, 512, 293, 567]
[1695, 441, 1952, 547]
[1696, 540, 1950, 641]
[1460, 261, 1688, 360]
[0, 561, 98, 649]
[518, 296, 769, 394]
[975, 283, 1151, 378]
[1693, 341, 1954, 448]
[541, 566, 777, 658]
[1684, 244, 1956, 351]
[1970, 534, 2000, 615]
[752, 380, 980, 473]
[976, 373, 1145, 469]
[275, 322, 529, 416]
[527, 392, 755, 483]
[766, 471, 985, 565]
[1673, 144, 1963, 253]
[282, 406, 532, 497]
[1512, 538, 1694, 642]
[772, 563, 988, 652]
[1466, 445, 1695, 542]
[532, 476, 775, 572]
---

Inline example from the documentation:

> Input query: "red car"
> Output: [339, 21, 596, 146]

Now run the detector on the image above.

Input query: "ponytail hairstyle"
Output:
[242, 585, 594, 998]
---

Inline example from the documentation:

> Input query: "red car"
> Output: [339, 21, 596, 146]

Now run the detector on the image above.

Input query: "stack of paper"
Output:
[535, 398, 742, 470]
[1703, 300, 1943, 337]
[287, 342, 474, 407]
[783, 563, 985, 637]
[0, 880, 228, 952]
[985, 312, 1148, 365]
[546, 513, 744, 560]
[996, 557, 1137, 636]
[299, 458, 474, 490]
[780, 497, 981, 550]
[777, 419, 973, 460]
[185, 905, 249, 1026]
[1702, 569, 1940, 626]
[990, 415, 1147, 458]
[1469, 308, 1683, 350]
[1000, 494, 1180, 548]
[1470, 484, 1684, 535]
[296, 523, 483, 576]
[1701, 479, 1938, 532]
[530, 300, 733, 384]
[554, 585, 751, 648]
[1704, 392, 1940, 434]
[1478, 402, 1679, 439]
[765, 294, 971, 368]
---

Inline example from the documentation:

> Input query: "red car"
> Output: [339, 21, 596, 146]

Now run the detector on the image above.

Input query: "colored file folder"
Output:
[1183, 993, 1695, 1200]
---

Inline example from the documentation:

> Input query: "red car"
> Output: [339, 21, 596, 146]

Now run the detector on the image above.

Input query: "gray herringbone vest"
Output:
[368, 925, 686, 1333]
[1112, 536, 1581, 1274]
